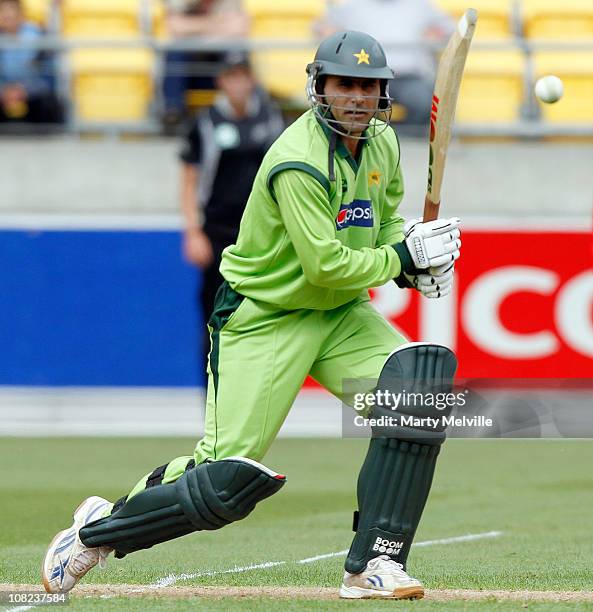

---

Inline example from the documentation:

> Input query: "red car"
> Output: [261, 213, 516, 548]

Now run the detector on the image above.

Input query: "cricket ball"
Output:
[534, 75, 564, 104]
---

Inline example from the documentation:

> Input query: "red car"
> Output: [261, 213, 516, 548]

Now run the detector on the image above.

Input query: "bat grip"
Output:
[423, 196, 440, 222]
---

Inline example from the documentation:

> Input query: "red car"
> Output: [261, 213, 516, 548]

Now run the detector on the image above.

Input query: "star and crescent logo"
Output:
[368, 170, 381, 186]
[353, 48, 370, 65]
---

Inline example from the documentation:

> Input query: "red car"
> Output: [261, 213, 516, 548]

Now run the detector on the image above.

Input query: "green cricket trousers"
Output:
[125, 282, 406, 500]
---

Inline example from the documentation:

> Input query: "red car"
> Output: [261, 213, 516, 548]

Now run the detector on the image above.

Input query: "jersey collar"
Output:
[315, 114, 369, 174]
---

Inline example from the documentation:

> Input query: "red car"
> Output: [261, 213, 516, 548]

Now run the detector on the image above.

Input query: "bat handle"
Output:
[423, 196, 440, 222]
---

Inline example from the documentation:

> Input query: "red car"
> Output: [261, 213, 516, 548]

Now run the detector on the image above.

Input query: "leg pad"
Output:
[345, 438, 441, 574]
[345, 343, 457, 574]
[79, 457, 285, 557]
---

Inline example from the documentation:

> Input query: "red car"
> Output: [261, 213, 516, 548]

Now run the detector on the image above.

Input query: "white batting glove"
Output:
[393, 217, 461, 272]
[405, 262, 455, 299]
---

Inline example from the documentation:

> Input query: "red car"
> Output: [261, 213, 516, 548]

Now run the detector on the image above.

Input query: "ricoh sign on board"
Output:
[1, 226, 590, 387]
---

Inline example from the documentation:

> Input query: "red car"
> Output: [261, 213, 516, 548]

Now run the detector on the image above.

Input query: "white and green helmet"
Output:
[306, 30, 395, 139]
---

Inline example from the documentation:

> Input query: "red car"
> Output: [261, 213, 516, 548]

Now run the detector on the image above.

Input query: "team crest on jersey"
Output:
[368, 170, 381, 186]
[335, 199, 373, 230]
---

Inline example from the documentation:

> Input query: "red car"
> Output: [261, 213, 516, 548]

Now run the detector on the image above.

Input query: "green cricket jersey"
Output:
[220, 109, 406, 310]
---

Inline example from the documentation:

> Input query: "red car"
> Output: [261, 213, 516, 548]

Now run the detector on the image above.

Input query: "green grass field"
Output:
[1, 437, 593, 610]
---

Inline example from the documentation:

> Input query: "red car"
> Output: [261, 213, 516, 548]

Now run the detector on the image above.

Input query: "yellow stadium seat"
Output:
[244, 0, 323, 102]
[22, 0, 52, 27]
[436, 0, 514, 39]
[148, 0, 167, 39]
[456, 50, 525, 123]
[69, 48, 154, 122]
[245, 0, 322, 38]
[533, 52, 593, 123]
[522, 0, 593, 39]
[185, 89, 217, 111]
[249, 49, 314, 102]
[62, 0, 144, 38]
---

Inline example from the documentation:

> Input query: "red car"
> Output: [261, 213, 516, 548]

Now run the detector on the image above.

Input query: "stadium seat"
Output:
[185, 89, 217, 111]
[69, 48, 154, 122]
[522, 0, 593, 39]
[148, 0, 167, 39]
[436, 0, 514, 39]
[456, 49, 525, 123]
[532, 51, 593, 123]
[22, 0, 53, 27]
[244, 0, 324, 102]
[61, 0, 144, 38]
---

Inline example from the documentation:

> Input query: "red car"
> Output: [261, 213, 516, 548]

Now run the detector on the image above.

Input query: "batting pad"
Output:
[345, 343, 458, 574]
[79, 457, 286, 557]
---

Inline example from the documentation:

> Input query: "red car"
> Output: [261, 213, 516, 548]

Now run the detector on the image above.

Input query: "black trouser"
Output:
[199, 234, 237, 375]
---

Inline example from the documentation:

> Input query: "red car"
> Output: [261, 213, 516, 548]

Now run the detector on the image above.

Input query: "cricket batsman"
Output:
[42, 31, 461, 600]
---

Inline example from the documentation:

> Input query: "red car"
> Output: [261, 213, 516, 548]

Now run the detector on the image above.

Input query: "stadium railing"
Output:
[0, 0, 592, 137]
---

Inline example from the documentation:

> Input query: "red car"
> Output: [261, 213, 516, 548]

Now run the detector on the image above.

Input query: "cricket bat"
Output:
[423, 8, 478, 223]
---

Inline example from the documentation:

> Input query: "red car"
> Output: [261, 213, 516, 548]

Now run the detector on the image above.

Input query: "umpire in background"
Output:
[179, 50, 284, 372]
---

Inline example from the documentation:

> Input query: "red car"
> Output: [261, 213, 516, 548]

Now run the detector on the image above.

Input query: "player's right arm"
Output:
[273, 169, 460, 290]
[273, 169, 404, 290]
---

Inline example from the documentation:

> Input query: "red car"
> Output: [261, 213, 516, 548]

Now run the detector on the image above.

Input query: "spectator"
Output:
[162, 0, 249, 129]
[319, 0, 453, 127]
[179, 51, 283, 373]
[0, 0, 62, 125]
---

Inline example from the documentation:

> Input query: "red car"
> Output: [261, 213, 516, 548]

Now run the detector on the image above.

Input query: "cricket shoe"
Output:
[42, 496, 113, 593]
[339, 555, 425, 599]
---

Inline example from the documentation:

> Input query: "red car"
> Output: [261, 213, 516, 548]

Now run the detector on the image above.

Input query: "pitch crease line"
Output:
[414, 530, 502, 547]
[151, 561, 287, 589]
[151, 530, 502, 588]
[298, 550, 348, 564]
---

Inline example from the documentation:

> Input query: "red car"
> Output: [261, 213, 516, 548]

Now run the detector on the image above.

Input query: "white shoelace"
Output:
[367, 555, 410, 578]
[69, 548, 100, 577]
[69, 546, 110, 576]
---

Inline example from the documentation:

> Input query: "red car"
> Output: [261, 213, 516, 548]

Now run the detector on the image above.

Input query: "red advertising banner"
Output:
[308, 229, 593, 383]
